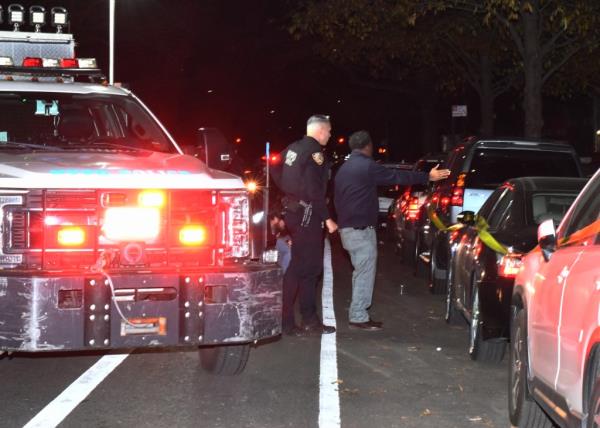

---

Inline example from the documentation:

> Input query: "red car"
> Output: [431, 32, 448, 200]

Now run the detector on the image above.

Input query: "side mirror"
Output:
[457, 210, 475, 226]
[537, 219, 556, 262]
[196, 127, 233, 171]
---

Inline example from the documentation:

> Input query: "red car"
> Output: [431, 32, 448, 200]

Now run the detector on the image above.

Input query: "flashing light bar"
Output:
[0, 56, 99, 70]
[51, 7, 67, 30]
[29, 5, 45, 32]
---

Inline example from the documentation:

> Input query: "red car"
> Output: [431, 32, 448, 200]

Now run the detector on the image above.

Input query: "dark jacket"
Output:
[334, 150, 429, 228]
[271, 136, 330, 222]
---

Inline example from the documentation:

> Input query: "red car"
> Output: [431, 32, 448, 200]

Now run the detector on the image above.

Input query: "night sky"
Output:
[6, 1, 595, 162]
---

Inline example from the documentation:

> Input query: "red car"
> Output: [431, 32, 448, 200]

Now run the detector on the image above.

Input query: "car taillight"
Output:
[22, 57, 43, 67]
[219, 191, 249, 258]
[451, 173, 466, 206]
[407, 197, 420, 220]
[498, 254, 523, 278]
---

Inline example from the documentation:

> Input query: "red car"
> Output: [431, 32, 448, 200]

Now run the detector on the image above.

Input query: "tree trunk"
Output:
[522, 9, 544, 138]
[479, 54, 495, 137]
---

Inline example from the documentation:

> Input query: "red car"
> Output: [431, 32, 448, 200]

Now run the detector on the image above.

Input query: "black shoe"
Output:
[302, 323, 336, 335]
[348, 319, 383, 331]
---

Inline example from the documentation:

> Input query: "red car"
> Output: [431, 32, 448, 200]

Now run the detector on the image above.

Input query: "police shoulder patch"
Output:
[312, 152, 324, 165]
[285, 150, 297, 166]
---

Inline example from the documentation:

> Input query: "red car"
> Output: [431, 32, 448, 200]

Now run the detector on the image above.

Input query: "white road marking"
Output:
[23, 353, 130, 428]
[319, 238, 341, 428]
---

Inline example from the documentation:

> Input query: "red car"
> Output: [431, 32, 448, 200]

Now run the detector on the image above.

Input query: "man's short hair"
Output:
[349, 130, 372, 150]
[306, 114, 330, 127]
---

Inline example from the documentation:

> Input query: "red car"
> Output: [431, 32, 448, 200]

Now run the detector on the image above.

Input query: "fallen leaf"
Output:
[420, 408, 432, 416]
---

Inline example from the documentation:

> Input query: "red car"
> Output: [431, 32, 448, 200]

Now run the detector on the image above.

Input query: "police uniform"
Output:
[272, 135, 330, 332]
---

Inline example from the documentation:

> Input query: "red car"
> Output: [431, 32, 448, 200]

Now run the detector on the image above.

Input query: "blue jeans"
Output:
[275, 236, 291, 273]
[339, 227, 377, 323]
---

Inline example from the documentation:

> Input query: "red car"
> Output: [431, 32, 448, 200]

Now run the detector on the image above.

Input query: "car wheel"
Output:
[508, 307, 553, 427]
[588, 378, 600, 428]
[468, 284, 506, 363]
[429, 247, 446, 294]
[445, 262, 462, 326]
[199, 343, 250, 376]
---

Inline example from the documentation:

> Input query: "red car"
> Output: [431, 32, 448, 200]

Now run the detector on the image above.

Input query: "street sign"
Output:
[452, 105, 468, 117]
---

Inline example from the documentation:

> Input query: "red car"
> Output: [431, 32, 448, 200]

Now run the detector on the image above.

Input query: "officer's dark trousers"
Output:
[282, 208, 324, 330]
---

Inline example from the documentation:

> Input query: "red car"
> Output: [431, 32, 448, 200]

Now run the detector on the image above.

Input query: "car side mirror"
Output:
[537, 219, 556, 262]
[457, 210, 475, 226]
[196, 127, 233, 171]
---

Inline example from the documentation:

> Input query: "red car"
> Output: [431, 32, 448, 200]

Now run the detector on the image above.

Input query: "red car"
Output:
[509, 168, 600, 427]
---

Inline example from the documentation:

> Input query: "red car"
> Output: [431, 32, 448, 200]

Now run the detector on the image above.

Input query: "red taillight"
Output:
[473, 237, 483, 260]
[407, 197, 420, 220]
[451, 173, 466, 206]
[499, 254, 523, 278]
[60, 58, 78, 68]
[451, 187, 464, 206]
[23, 57, 43, 67]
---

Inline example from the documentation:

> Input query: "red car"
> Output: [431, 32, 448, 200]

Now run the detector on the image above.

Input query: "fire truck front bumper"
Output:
[0, 263, 282, 352]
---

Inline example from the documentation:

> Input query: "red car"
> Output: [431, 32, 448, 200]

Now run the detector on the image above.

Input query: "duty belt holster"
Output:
[282, 196, 312, 227]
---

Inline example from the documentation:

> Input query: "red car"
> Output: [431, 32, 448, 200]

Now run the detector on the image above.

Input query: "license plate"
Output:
[120, 317, 167, 336]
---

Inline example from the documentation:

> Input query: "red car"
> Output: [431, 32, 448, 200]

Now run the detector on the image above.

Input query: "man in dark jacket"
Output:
[334, 130, 450, 330]
[272, 115, 338, 336]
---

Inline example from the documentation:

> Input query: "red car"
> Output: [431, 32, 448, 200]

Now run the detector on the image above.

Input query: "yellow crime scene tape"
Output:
[427, 204, 509, 255]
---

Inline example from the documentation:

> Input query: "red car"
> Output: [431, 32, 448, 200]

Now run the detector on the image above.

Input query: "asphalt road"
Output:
[0, 235, 509, 428]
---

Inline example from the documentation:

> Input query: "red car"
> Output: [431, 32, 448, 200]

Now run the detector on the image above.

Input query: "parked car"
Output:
[426, 138, 583, 294]
[388, 152, 446, 264]
[509, 168, 600, 427]
[377, 162, 413, 226]
[445, 177, 587, 363]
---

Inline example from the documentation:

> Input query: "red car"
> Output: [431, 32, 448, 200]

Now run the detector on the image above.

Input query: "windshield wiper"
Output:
[61, 141, 144, 152]
[0, 141, 63, 151]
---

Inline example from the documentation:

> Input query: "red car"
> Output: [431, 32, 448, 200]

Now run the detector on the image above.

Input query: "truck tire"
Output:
[199, 343, 250, 376]
[508, 307, 553, 427]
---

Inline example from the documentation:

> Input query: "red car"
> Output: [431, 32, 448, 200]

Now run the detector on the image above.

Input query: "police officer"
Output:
[272, 114, 338, 336]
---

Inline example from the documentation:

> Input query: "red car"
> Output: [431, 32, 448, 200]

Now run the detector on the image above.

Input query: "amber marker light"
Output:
[179, 225, 207, 246]
[138, 190, 166, 208]
[57, 227, 85, 246]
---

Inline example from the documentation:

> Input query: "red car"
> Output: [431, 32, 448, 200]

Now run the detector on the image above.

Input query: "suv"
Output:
[0, 24, 281, 375]
[388, 152, 446, 265]
[509, 168, 600, 427]
[427, 138, 582, 293]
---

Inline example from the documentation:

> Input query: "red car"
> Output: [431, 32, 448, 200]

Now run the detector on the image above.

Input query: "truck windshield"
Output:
[0, 92, 176, 153]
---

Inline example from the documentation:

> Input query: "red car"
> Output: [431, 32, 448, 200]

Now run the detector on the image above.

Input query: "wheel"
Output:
[429, 247, 446, 294]
[508, 307, 553, 426]
[588, 378, 600, 428]
[468, 284, 506, 363]
[445, 262, 463, 326]
[199, 343, 250, 375]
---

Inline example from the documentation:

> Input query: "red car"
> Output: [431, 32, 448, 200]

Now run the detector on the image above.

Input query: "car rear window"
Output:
[529, 193, 578, 225]
[465, 149, 580, 189]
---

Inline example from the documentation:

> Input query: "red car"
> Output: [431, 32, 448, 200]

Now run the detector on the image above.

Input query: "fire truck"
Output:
[0, 5, 282, 375]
